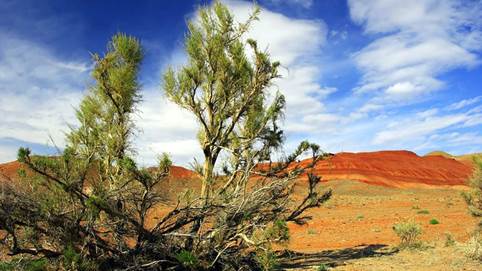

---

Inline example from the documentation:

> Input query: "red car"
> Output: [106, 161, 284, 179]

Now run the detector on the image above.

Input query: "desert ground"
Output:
[1, 151, 481, 270]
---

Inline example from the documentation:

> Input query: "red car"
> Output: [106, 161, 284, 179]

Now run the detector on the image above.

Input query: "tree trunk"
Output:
[201, 158, 213, 201]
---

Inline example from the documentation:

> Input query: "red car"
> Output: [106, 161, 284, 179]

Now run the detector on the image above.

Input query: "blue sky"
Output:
[0, 0, 481, 166]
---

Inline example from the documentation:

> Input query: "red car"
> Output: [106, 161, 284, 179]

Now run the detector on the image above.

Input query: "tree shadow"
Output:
[276, 244, 397, 270]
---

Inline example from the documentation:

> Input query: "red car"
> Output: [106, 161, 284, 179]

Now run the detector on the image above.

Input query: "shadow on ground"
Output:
[277, 244, 397, 270]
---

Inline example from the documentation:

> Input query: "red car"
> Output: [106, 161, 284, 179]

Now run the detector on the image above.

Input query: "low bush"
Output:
[0, 258, 48, 271]
[429, 218, 440, 225]
[393, 220, 422, 249]
[444, 232, 456, 247]
[463, 233, 482, 261]
[317, 263, 329, 271]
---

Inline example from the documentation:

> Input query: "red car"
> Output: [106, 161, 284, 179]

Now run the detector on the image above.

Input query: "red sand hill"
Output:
[0, 160, 197, 186]
[0, 150, 475, 189]
[299, 150, 473, 188]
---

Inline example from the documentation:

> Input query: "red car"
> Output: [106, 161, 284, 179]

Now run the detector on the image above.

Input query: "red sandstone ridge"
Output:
[0, 150, 475, 189]
[298, 150, 473, 188]
[0, 160, 197, 183]
[168, 165, 198, 180]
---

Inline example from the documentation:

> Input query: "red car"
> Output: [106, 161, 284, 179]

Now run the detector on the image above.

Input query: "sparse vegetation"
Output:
[463, 155, 482, 230]
[393, 220, 422, 249]
[308, 228, 318, 235]
[462, 233, 482, 261]
[462, 155, 482, 262]
[317, 263, 330, 271]
[429, 218, 440, 225]
[417, 209, 430, 214]
[444, 232, 456, 247]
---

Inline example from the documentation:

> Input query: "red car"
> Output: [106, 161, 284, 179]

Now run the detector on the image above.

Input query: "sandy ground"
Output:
[1, 158, 480, 269]
[274, 179, 481, 270]
[285, 179, 477, 252]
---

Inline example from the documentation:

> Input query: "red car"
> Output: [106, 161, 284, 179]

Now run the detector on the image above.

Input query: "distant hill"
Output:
[425, 150, 482, 166]
[0, 150, 477, 191]
[425, 150, 454, 158]
[297, 150, 474, 188]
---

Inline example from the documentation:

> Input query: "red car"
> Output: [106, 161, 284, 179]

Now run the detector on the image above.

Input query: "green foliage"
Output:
[2, 33, 152, 270]
[393, 220, 422, 249]
[0, 258, 48, 271]
[463, 156, 482, 230]
[175, 250, 199, 269]
[17, 147, 30, 163]
[0, 261, 15, 271]
[62, 245, 97, 271]
[429, 218, 440, 225]
[1, 3, 332, 270]
[255, 249, 278, 271]
[157, 152, 172, 174]
[265, 220, 290, 242]
[445, 232, 456, 247]
[317, 263, 330, 271]
[463, 232, 482, 261]
[16, 168, 26, 178]
[163, 0, 284, 198]
[307, 229, 317, 235]
[417, 209, 430, 214]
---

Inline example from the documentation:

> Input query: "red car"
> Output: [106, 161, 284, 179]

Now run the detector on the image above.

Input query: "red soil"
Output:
[0, 150, 473, 190]
[298, 150, 473, 188]
[0, 160, 197, 182]
[169, 165, 197, 180]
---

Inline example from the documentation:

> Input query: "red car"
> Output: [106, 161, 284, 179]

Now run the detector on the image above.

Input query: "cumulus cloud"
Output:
[0, 33, 88, 162]
[371, 104, 482, 151]
[224, 0, 332, 137]
[448, 96, 482, 111]
[349, 0, 482, 105]
[146, 0, 330, 165]
[133, 88, 201, 165]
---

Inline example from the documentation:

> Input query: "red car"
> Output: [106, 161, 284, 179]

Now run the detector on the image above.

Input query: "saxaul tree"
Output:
[0, 34, 172, 270]
[0, 2, 332, 270]
[164, 1, 331, 269]
[464, 157, 482, 230]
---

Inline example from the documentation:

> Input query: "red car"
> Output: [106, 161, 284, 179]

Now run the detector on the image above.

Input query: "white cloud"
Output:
[0, 33, 88, 162]
[373, 113, 467, 145]
[448, 96, 482, 110]
[0, 144, 18, 163]
[349, 0, 482, 105]
[133, 88, 201, 165]
[150, 0, 331, 164]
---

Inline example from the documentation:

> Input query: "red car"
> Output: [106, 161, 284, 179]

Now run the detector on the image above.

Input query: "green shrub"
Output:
[307, 229, 317, 235]
[393, 220, 422, 249]
[463, 233, 482, 261]
[255, 249, 278, 271]
[265, 220, 290, 242]
[0, 259, 48, 271]
[429, 218, 440, 225]
[417, 209, 430, 214]
[175, 250, 199, 269]
[317, 263, 329, 271]
[0, 261, 14, 271]
[25, 259, 48, 271]
[444, 232, 456, 247]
